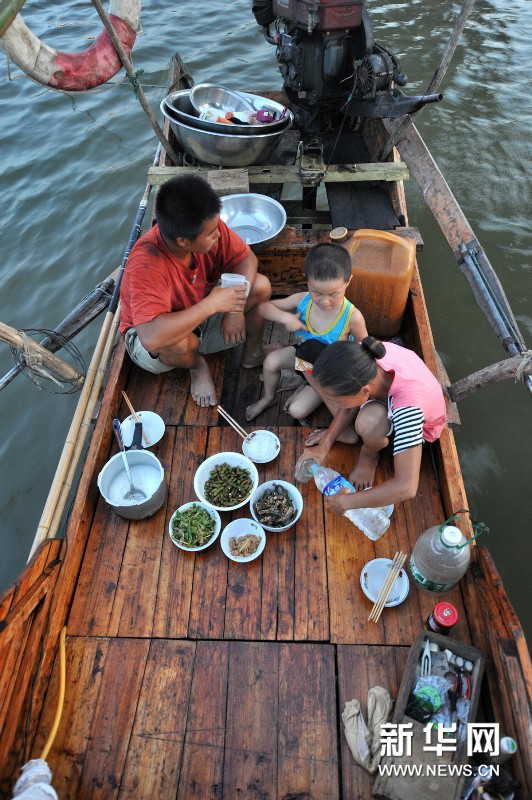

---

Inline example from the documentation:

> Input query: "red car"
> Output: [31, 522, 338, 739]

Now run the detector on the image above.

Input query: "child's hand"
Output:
[283, 313, 306, 333]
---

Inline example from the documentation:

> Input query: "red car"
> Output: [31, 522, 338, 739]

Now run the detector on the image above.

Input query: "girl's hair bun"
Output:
[361, 336, 386, 359]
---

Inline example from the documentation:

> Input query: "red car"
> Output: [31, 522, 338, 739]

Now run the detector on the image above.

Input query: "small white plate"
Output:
[120, 411, 165, 448]
[220, 518, 266, 563]
[360, 557, 410, 607]
[242, 430, 280, 463]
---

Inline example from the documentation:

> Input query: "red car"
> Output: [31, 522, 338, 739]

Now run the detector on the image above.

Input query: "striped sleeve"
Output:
[391, 405, 424, 455]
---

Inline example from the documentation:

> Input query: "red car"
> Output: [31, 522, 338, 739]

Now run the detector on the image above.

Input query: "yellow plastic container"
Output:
[340, 229, 416, 337]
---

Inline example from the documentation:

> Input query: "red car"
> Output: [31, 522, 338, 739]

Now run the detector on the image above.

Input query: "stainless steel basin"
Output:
[160, 97, 292, 167]
[163, 89, 292, 136]
[220, 194, 286, 245]
[190, 83, 257, 116]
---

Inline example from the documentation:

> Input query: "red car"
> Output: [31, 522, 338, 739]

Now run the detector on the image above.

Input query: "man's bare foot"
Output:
[245, 395, 276, 421]
[349, 447, 379, 490]
[305, 428, 360, 447]
[190, 356, 217, 407]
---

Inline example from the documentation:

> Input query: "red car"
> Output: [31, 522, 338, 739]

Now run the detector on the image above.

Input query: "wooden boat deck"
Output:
[28, 343, 475, 799]
[1, 252, 530, 800]
[1, 61, 530, 799]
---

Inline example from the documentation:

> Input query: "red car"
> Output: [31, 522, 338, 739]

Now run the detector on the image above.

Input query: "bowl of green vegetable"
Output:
[168, 501, 221, 551]
[194, 452, 259, 512]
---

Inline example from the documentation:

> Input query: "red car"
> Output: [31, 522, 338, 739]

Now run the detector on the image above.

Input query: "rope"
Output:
[515, 350, 532, 383]
[39, 626, 67, 761]
[20, 332, 40, 371]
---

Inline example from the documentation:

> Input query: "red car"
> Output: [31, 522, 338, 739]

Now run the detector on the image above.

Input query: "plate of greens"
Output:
[168, 501, 221, 552]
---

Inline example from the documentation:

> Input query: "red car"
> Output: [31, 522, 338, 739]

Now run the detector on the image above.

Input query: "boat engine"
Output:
[252, 0, 442, 134]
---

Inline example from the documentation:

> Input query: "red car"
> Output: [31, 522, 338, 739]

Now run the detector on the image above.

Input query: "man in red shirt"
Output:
[120, 175, 271, 406]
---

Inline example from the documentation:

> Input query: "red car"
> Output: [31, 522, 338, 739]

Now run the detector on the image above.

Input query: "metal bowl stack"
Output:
[160, 85, 292, 167]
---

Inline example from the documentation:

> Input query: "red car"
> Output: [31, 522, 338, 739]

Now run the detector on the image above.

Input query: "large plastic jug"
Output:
[336, 228, 416, 337]
[409, 524, 471, 593]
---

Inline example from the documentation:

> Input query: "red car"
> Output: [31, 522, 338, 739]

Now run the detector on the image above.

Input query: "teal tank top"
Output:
[295, 293, 355, 344]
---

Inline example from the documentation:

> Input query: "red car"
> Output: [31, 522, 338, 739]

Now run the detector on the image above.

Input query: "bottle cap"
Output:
[433, 601, 458, 628]
[441, 525, 464, 548]
[330, 226, 348, 242]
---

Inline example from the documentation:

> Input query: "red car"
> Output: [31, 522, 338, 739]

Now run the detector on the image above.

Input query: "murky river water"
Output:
[0, 0, 530, 640]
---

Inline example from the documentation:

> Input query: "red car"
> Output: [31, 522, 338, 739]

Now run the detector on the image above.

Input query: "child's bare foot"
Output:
[245, 396, 276, 421]
[349, 447, 379, 490]
[190, 356, 217, 407]
[305, 428, 360, 447]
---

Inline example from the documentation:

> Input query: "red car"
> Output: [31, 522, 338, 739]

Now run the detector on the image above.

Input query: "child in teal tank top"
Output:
[246, 243, 368, 422]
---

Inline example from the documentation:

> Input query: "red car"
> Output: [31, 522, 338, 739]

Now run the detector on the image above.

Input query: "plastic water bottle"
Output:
[410, 524, 471, 592]
[304, 461, 393, 541]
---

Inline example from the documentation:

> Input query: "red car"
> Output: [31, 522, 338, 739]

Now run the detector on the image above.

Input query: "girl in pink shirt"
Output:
[296, 337, 447, 512]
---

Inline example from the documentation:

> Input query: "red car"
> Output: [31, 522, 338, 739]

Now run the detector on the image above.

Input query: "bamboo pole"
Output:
[0, 322, 83, 386]
[28, 308, 117, 559]
[448, 353, 532, 403]
[91, 0, 179, 165]
[45, 308, 122, 547]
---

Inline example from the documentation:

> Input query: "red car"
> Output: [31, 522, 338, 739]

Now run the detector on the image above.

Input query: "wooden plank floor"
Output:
[52, 344, 474, 798]
[69, 424, 471, 646]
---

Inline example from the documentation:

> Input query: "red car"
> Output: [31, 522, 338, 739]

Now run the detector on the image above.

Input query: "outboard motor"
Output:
[252, 1, 441, 134]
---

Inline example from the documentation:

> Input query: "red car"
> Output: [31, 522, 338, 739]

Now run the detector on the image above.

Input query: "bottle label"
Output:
[322, 475, 354, 496]
[410, 556, 456, 593]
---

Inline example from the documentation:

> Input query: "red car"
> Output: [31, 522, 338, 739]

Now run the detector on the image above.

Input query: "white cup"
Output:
[221, 273, 250, 297]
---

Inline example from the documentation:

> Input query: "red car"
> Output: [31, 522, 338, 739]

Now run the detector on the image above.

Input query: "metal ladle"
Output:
[112, 419, 146, 502]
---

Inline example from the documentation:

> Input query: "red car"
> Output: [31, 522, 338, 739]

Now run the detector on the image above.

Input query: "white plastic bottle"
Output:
[308, 462, 394, 541]
[410, 524, 471, 592]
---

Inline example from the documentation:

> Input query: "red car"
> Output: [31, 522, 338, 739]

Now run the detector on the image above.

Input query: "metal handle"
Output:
[112, 418, 125, 452]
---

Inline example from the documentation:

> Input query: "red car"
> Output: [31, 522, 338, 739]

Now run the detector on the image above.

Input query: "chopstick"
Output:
[368, 551, 407, 623]
[217, 405, 248, 439]
[121, 390, 147, 446]
[122, 391, 140, 422]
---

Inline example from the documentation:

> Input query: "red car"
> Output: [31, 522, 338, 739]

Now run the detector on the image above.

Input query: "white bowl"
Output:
[120, 410, 165, 448]
[168, 501, 221, 552]
[242, 430, 280, 463]
[220, 518, 266, 563]
[194, 452, 259, 512]
[250, 480, 304, 532]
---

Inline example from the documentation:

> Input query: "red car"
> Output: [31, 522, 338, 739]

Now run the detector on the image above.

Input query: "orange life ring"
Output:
[0, 0, 140, 91]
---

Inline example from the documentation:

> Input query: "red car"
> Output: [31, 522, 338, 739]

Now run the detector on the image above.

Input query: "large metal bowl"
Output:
[190, 83, 256, 115]
[160, 100, 292, 167]
[163, 89, 291, 136]
[220, 194, 286, 245]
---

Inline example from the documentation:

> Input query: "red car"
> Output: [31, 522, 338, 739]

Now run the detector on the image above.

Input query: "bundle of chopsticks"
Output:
[368, 551, 407, 623]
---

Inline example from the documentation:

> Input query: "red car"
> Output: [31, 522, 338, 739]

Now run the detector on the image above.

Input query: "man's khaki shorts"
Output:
[124, 314, 235, 375]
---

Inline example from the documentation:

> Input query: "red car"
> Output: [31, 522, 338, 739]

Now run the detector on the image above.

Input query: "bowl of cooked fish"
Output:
[194, 452, 259, 512]
[168, 501, 221, 552]
[220, 517, 266, 563]
[250, 480, 303, 532]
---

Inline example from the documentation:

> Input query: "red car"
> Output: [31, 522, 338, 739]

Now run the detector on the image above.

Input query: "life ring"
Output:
[0, 0, 140, 91]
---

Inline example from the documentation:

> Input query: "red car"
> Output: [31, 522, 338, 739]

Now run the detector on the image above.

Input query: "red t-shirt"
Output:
[119, 220, 250, 334]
